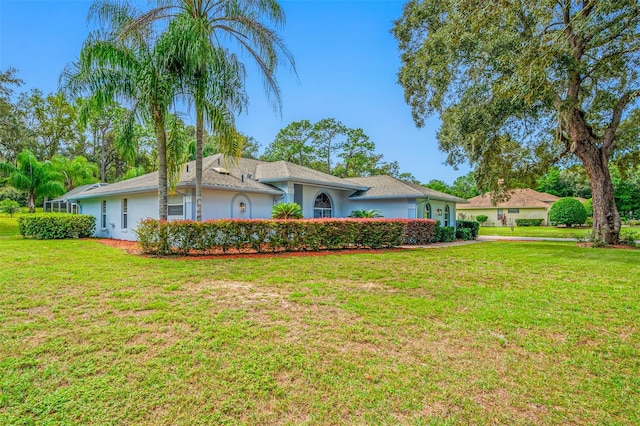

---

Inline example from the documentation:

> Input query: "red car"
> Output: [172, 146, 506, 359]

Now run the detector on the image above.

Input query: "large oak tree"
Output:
[394, 0, 640, 244]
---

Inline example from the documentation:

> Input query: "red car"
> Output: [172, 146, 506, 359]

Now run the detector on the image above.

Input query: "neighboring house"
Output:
[71, 154, 468, 241]
[43, 183, 109, 214]
[456, 188, 562, 226]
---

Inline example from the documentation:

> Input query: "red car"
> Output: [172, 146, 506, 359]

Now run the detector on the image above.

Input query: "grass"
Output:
[0, 214, 20, 236]
[1, 227, 639, 424]
[479, 225, 591, 238]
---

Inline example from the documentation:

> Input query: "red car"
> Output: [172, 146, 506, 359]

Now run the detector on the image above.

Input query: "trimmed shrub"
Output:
[549, 198, 588, 227]
[1, 199, 20, 217]
[403, 219, 438, 244]
[435, 226, 456, 243]
[136, 218, 410, 255]
[476, 214, 488, 226]
[515, 218, 544, 227]
[18, 214, 96, 239]
[271, 202, 303, 219]
[455, 228, 472, 240]
[456, 220, 479, 239]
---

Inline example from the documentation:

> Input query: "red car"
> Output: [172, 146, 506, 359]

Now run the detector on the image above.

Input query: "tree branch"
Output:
[603, 89, 640, 156]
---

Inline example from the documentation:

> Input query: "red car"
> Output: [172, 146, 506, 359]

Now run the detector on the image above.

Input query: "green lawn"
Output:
[0, 214, 19, 236]
[1, 231, 639, 424]
[479, 225, 591, 238]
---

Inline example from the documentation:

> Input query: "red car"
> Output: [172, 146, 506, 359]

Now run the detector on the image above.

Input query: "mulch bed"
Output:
[93, 238, 406, 259]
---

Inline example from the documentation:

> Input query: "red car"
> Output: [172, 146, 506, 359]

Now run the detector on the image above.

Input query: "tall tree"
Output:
[262, 119, 315, 165]
[537, 166, 592, 198]
[423, 179, 451, 194]
[16, 90, 82, 159]
[51, 155, 99, 191]
[312, 118, 347, 174]
[451, 172, 480, 199]
[0, 68, 24, 163]
[394, 1, 640, 244]
[112, 0, 295, 221]
[334, 128, 381, 178]
[0, 150, 65, 213]
[62, 2, 179, 219]
[76, 98, 127, 182]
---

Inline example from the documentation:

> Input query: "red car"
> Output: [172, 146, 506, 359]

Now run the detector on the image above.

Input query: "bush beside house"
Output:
[137, 218, 412, 255]
[549, 198, 588, 227]
[136, 218, 478, 255]
[18, 214, 96, 239]
[456, 220, 480, 239]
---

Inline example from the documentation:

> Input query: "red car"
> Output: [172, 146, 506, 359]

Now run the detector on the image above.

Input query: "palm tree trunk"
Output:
[28, 192, 35, 214]
[155, 110, 168, 221]
[196, 105, 204, 222]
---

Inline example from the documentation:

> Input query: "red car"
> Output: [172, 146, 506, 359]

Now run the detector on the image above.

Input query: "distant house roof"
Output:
[346, 175, 469, 203]
[51, 183, 109, 201]
[457, 188, 560, 209]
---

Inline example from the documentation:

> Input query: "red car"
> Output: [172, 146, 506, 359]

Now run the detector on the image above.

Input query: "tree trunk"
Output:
[581, 150, 620, 244]
[195, 106, 203, 222]
[28, 192, 35, 214]
[567, 112, 620, 244]
[100, 130, 107, 182]
[155, 110, 168, 221]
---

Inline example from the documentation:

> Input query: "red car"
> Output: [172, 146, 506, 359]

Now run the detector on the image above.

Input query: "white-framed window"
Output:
[444, 205, 450, 227]
[508, 208, 520, 214]
[121, 198, 128, 229]
[101, 200, 107, 229]
[313, 193, 332, 218]
[168, 204, 184, 217]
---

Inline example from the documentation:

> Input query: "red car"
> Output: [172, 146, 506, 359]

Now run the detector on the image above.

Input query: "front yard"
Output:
[1, 221, 638, 424]
[479, 225, 591, 238]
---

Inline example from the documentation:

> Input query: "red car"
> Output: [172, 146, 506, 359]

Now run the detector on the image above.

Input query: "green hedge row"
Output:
[137, 218, 424, 255]
[436, 226, 456, 242]
[136, 218, 480, 255]
[515, 218, 544, 227]
[456, 220, 480, 239]
[18, 214, 96, 239]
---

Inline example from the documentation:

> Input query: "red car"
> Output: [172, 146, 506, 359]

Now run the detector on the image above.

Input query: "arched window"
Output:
[313, 193, 332, 218]
[444, 205, 450, 226]
[424, 203, 432, 219]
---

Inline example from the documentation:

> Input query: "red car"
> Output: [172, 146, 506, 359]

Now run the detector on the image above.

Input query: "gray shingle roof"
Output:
[346, 175, 469, 203]
[255, 161, 367, 190]
[74, 155, 283, 199]
[52, 183, 109, 201]
[71, 155, 467, 204]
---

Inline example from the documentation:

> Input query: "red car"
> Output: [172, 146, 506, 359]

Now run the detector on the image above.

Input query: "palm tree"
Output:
[99, 0, 295, 221]
[0, 150, 65, 213]
[51, 155, 99, 190]
[62, 3, 179, 220]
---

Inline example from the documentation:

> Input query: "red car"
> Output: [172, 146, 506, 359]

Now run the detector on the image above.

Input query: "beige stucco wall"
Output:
[457, 207, 550, 226]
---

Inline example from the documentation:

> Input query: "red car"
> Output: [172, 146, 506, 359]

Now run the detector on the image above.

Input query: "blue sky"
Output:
[0, 0, 470, 184]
